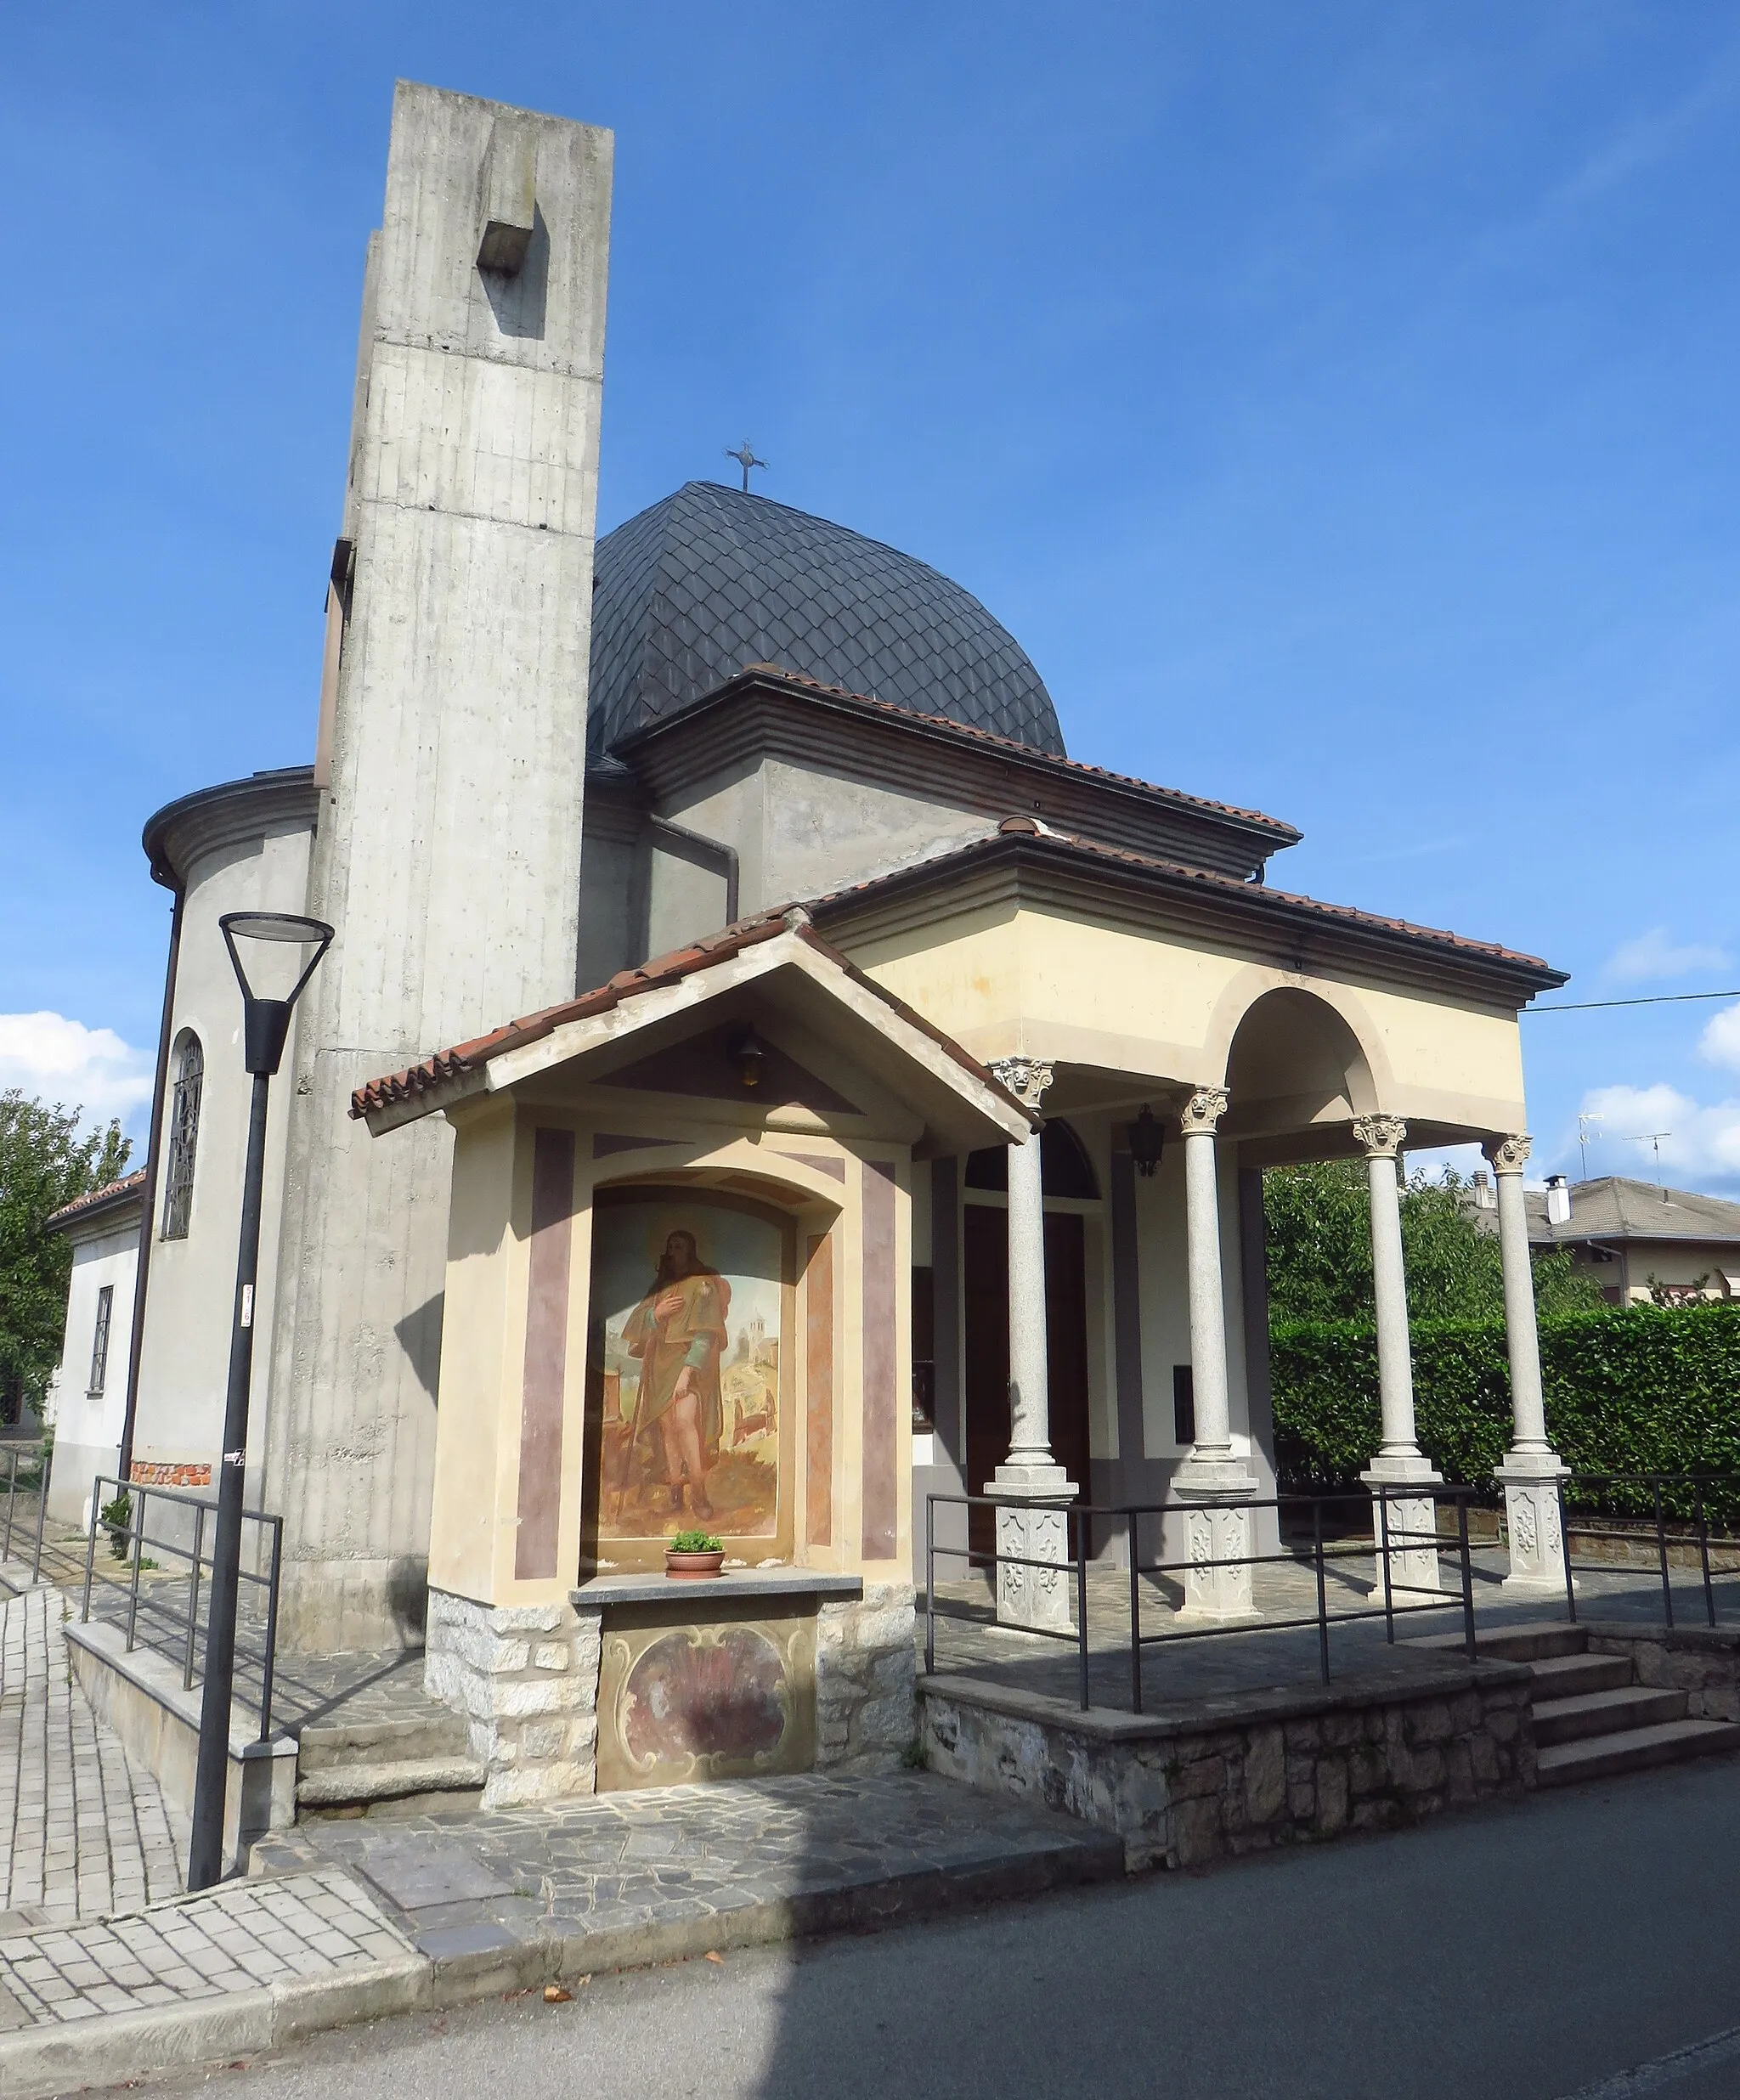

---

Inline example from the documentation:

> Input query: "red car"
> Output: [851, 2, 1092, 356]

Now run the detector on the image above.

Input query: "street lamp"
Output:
[188, 911, 332, 1890]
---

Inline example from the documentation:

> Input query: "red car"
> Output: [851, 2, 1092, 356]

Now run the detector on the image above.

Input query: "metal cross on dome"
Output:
[725, 440, 768, 493]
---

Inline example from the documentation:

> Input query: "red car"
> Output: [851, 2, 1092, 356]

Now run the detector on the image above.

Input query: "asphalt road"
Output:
[124, 1755, 1740, 2100]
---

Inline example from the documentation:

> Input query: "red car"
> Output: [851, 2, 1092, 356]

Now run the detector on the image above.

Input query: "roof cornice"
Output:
[612, 668, 1300, 881]
[46, 1169, 147, 1236]
[808, 827, 1568, 1008]
[142, 766, 319, 890]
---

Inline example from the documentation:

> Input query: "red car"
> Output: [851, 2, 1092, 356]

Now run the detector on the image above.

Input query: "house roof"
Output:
[350, 908, 1035, 1138]
[45, 1169, 148, 1234]
[805, 816, 1566, 999]
[1524, 1176, 1740, 1249]
[613, 664, 1302, 853]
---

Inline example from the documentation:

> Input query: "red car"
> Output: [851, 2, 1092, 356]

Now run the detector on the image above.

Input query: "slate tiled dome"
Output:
[588, 482, 1065, 759]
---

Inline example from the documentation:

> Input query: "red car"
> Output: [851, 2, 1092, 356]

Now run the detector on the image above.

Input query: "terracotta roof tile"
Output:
[350, 911, 1030, 1126]
[623, 663, 1301, 842]
[806, 817, 1566, 985]
[45, 1168, 148, 1231]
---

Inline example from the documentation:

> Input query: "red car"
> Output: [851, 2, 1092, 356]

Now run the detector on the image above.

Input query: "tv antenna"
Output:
[1623, 1132, 1672, 1198]
[724, 441, 768, 494]
[1576, 1112, 1603, 1182]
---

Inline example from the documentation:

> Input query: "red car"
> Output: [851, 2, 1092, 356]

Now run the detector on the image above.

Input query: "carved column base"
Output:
[986, 1470, 1076, 1632]
[1496, 1457, 1573, 1595]
[1174, 1498, 1261, 1624]
[1362, 1462, 1444, 1601]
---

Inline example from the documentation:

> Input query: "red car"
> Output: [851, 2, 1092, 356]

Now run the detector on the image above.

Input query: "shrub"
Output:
[1271, 1301, 1740, 1527]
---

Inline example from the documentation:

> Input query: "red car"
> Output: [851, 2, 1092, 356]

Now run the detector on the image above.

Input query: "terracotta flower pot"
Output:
[664, 1550, 726, 1581]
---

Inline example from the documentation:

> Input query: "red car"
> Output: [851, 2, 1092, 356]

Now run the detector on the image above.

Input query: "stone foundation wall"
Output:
[1587, 1622, 1740, 1721]
[816, 1582, 917, 1769]
[425, 1588, 602, 1808]
[921, 1666, 1535, 1871]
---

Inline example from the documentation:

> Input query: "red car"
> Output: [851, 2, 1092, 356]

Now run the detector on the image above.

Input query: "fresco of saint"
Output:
[621, 1230, 731, 1521]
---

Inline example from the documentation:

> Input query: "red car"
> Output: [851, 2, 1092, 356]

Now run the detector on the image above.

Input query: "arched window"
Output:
[161, 1033, 203, 1239]
[964, 1119, 1099, 1200]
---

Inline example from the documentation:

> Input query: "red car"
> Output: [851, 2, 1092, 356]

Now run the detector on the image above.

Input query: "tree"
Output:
[0, 1091, 132, 1420]
[1262, 1159, 1603, 1328]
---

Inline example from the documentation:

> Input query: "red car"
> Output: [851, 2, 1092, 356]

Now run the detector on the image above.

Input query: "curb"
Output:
[0, 1953, 430, 2100]
[0, 1828, 1123, 2095]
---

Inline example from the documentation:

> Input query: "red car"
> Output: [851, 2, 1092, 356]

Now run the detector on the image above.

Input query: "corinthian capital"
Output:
[1483, 1132, 1533, 1177]
[989, 1057, 1054, 1111]
[1353, 1115, 1408, 1160]
[1179, 1087, 1230, 1136]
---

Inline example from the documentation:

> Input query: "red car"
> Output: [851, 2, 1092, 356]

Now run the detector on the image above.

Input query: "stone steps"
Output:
[1409, 1618, 1740, 1788]
[295, 1704, 483, 1821]
[296, 1754, 485, 1819]
[1533, 1685, 1689, 1747]
[1536, 1718, 1740, 1787]
[1526, 1651, 1632, 1698]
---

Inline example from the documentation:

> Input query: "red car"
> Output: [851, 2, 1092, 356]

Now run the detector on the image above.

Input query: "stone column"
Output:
[1353, 1115, 1441, 1600]
[1485, 1134, 1570, 1594]
[1173, 1088, 1259, 1622]
[985, 1058, 1076, 1631]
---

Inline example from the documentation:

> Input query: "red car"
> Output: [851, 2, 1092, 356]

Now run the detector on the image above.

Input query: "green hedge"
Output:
[1271, 1301, 1740, 1525]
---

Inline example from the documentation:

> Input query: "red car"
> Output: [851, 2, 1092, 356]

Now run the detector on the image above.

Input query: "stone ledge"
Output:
[1584, 1618, 1740, 1655]
[918, 1656, 1533, 1744]
[572, 1570, 864, 1610]
[63, 1620, 297, 1761]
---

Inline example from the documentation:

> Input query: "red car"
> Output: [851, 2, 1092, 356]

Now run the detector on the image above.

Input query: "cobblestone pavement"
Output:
[0, 1584, 185, 1928]
[253, 1769, 1120, 1966]
[0, 1868, 414, 2033]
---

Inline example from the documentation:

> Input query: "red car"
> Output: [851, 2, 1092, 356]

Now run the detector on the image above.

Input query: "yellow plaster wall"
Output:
[850, 904, 1528, 1128]
[424, 1102, 915, 1610]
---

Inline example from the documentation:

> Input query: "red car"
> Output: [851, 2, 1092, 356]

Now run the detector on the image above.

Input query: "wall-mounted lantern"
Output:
[1130, 1104, 1164, 1178]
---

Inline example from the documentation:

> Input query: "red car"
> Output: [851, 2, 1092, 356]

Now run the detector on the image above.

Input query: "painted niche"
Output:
[584, 1188, 795, 1572]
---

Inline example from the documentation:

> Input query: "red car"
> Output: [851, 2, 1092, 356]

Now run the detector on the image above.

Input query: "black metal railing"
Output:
[0, 1441, 53, 1579]
[1556, 1471, 1740, 1633]
[924, 1485, 1480, 1713]
[80, 1472, 284, 1742]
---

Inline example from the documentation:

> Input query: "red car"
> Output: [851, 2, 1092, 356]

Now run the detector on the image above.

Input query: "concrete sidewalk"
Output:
[0, 1769, 1119, 2097]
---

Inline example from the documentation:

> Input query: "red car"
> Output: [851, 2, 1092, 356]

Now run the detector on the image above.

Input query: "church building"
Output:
[105, 83, 1570, 1801]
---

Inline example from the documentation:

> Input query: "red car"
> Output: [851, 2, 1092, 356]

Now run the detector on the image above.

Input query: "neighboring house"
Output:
[43, 1170, 145, 1525]
[1469, 1171, 1740, 1306]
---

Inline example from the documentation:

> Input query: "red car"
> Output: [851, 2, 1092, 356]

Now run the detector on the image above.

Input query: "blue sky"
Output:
[3, 3, 1737, 1188]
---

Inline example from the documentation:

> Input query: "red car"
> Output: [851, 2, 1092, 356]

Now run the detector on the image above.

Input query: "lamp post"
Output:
[187, 912, 332, 1890]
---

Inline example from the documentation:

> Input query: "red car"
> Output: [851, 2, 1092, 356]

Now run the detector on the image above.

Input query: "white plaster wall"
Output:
[663, 755, 991, 917]
[575, 828, 637, 992]
[48, 1219, 139, 1523]
[1133, 1144, 1251, 1465]
[645, 841, 730, 959]
[133, 822, 313, 1483]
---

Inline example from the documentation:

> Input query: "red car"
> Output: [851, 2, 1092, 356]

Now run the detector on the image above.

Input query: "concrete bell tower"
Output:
[264, 82, 613, 1649]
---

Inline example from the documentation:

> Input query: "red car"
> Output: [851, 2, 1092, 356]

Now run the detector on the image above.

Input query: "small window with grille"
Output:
[88, 1284, 114, 1396]
[162, 1033, 203, 1239]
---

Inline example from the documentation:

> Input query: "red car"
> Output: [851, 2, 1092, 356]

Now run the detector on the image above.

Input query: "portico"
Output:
[802, 816, 1573, 1619]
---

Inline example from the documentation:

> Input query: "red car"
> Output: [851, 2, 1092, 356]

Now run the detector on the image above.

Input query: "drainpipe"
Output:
[116, 883, 184, 1485]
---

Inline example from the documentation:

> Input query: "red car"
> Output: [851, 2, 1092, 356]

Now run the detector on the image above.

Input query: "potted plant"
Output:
[665, 1529, 726, 1580]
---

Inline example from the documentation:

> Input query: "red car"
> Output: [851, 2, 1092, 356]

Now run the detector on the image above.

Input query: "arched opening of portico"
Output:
[1221, 986, 1377, 1150]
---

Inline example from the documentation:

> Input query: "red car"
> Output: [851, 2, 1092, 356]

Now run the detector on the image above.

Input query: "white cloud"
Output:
[1602, 927, 1731, 985]
[1577, 1082, 1740, 1191]
[0, 1013, 153, 1133]
[1698, 1002, 1740, 1076]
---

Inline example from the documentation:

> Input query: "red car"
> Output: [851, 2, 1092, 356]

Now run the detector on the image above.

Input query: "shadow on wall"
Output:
[480, 205, 549, 340]
[385, 1556, 429, 1646]
[395, 1294, 445, 1408]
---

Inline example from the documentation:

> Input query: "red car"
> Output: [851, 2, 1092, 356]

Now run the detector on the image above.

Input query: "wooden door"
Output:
[963, 1206, 1091, 1563]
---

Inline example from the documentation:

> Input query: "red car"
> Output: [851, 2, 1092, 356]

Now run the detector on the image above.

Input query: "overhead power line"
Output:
[1524, 988, 1740, 1015]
